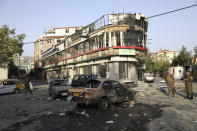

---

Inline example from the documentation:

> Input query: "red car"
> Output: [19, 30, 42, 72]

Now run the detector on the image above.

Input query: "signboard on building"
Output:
[119, 49, 135, 56]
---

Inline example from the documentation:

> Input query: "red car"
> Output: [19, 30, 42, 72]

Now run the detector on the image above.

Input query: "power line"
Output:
[23, 4, 197, 44]
[148, 4, 197, 18]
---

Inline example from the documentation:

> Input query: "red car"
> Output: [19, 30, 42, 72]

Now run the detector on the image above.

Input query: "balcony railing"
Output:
[44, 46, 147, 68]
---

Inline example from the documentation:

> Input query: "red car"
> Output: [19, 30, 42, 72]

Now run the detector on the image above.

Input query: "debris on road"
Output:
[159, 80, 165, 83]
[106, 120, 114, 124]
[46, 97, 51, 100]
[128, 113, 132, 117]
[81, 110, 90, 118]
[64, 96, 77, 113]
[59, 112, 65, 116]
[160, 87, 167, 92]
[115, 114, 119, 117]
[129, 101, 134, 108]
[47, 111, 52, 116]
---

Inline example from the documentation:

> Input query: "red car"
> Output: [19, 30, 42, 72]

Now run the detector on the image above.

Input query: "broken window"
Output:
[106, 32, 109, 47]
[57, 39, 61, 43]
[65, 28, 69, 33]
[47, 38, 51, 43]
[111, 32, 115, 46]
[115, 31, 121, 46]
[99, 34, 104, 48]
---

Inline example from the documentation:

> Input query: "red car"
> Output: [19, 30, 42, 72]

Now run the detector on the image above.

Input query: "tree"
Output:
[153, 61, 169, 76]
[194, 46, 197, 56]
[144, 52, 154, 73]
[172, 46, 191, 66]
[0, 25, 25, 63]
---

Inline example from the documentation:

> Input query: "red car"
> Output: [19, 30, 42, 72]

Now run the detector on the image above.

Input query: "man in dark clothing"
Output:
[24, 76, 32, 94]
[184, 71, 193, 99]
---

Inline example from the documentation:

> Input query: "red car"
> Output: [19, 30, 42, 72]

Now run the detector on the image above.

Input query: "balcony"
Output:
[44, 46, 147, 69]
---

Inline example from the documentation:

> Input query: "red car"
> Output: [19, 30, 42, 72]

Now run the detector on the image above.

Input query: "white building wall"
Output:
[0, 67, 8, 80]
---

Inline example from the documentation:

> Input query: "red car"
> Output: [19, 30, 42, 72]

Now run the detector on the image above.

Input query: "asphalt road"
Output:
[0, 79, 197, 131]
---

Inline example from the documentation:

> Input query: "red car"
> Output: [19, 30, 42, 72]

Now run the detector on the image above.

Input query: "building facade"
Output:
[34, 26, 82, 68]
[152, 50, 178, 63]
[38, 13, 148, 82]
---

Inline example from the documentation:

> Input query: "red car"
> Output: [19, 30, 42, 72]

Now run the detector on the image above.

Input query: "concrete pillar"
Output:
[80, 67, 83, 74]
[111, 32, 116, 47]
[120, 31, 124, 46]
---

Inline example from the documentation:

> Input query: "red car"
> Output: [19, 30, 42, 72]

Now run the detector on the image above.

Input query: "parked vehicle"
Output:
[144, 74, 155, 83]
[0, 79, 22, 95]
[68, 79, 133, 110]
[48, 79, 71, 98]
[71, 74, 99, 87]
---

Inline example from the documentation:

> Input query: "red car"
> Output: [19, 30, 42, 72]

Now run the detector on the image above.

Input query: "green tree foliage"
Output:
[153, 61, 169, 76]
[173, 46, 191, 66]
[144, 53, 154, 73]
[0, 25, 25, 63]
[194, 46, 197, 56]
[144, 52, 169, 76]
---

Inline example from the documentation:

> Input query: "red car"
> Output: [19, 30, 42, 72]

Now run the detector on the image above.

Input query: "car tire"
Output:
[48, 88, 52, 96]
[51, 91, 57, 99]
[14, 88, 19, 94]
[98, 98, 109, 110]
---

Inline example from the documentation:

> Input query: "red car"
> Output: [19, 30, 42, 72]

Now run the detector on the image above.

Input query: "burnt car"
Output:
[68, 79, 133, 110]
[71, 74, 99, 87]
[48, 79, 71, 98]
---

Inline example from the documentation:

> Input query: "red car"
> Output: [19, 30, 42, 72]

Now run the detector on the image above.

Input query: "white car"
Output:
[0, 79, 21, 95]
[144, 74, 155, 83]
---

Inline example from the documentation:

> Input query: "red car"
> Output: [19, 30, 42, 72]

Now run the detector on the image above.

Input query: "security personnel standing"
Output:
[184, 71, 193, 99]
[166, 72, 175, 97]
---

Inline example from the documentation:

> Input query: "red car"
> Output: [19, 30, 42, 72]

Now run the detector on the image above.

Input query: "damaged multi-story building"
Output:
[39, 13, 148, 82]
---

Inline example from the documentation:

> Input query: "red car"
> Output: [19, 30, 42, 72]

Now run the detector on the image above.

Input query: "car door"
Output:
[6, 81, 16, 93]
[102, 81, 119, 103]
[1, 81, 10, 94]
[0, 82, 6, 94]
[111, 81, 128, 102]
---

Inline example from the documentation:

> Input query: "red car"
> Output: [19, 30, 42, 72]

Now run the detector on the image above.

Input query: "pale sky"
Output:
[0, 0, 197, 56]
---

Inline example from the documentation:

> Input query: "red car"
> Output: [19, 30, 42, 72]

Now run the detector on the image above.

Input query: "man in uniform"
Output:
[166, 72, 175, 97]
[184, 71, 193, 99]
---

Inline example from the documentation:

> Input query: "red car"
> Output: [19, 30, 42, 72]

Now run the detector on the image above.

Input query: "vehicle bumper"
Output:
[72, 97, 100, 105]
[55, 91, 68, 97]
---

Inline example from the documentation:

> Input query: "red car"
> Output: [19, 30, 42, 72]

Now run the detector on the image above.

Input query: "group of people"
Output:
[166, 71, 193, 99]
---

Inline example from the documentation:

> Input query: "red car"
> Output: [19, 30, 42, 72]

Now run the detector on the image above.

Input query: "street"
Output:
[0, 79, 197, 131]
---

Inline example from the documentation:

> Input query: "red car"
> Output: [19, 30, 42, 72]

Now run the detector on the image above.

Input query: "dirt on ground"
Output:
[1, 79, 197, 131]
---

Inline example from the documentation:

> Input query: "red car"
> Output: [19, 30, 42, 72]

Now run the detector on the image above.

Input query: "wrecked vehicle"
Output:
[48, 79, 71, 98]
[0, 79, 23, 95]
[68, 79, 133, 110]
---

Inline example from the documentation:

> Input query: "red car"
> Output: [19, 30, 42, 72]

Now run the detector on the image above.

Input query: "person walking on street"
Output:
[68, 76, 72, 86]
[166, 72, 175, 98]
[184, 71, 193, 99]
[24, 76, 32, 94]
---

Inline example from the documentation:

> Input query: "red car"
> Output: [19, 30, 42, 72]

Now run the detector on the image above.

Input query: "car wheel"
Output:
[51, 92, 57, 99]
[14, 88, 19, 94]
[48, 88, 52, 96]
[98, 98, 109, 110]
